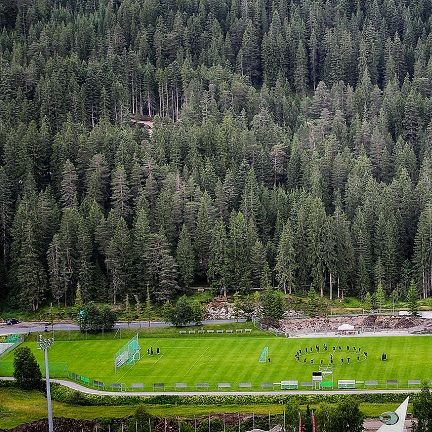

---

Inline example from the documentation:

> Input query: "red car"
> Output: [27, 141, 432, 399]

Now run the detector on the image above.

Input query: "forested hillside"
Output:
[0, 0, 432, 310]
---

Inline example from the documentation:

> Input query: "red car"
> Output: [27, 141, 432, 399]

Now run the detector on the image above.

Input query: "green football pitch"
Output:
[1, 335, 431, 390]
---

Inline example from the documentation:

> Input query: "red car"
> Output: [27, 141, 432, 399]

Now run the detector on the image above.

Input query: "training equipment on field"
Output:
[114, 334, 141, 371]
[259, 346, 269, 363]
[319, 365, 333, 376]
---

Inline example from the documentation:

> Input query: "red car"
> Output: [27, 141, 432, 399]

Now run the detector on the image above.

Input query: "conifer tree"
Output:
[17, 221, 47, 311]
[208, 218, 228, 296]
[275, 221, 296, 294]
[105, 217, 132, 304]
[176, 224, 195, 289]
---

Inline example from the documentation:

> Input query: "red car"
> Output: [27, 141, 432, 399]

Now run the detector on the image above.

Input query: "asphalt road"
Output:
[0, 319, 247, 336]
[0, 376, 420, 397]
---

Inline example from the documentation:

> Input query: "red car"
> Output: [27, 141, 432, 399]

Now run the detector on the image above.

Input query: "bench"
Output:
[196, 382, 209, 389]
[236, 329, 243, 333]
[365, 380, 379, 387]
[226, 329, 233, 333]
[239, 382, 252, 388]
[111, 383, 123, 391]
[386, 380, 399, 388]
[218, 382, 231, 389]
[153, 383, 165, 390]
[188, 330, 196, 334]
[301, 382, 314, 388]
[355, 381, 364, 387]
[175, 383, 188, 389]
[130, 383, 144, 390]
[197, 330, 205, 334]
[338, 380, 356, 389]
[216, 330, 224, 333]
[179, 330, 186, 334]
[261, 382, 274, 389]
[281, 380, 298, 390]
[244, 329, 252, 333]
[207, 330, 215, 333]
[408, 380, 422, 387]
[93, 380, 105, 389]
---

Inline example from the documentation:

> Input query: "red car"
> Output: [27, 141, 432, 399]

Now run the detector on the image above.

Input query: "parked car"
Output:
[6, 318, 19, 325]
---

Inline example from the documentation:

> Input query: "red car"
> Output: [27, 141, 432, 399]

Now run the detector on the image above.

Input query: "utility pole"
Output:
[39, 335, 54, 432]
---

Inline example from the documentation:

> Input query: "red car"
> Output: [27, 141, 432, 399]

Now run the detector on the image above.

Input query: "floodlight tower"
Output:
[39, 334, 54, 432]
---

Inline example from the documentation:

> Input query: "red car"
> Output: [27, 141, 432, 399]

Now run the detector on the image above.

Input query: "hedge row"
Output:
[50, 384, 411, 407]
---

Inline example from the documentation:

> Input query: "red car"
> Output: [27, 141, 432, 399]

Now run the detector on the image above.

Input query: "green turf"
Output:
[1, 335, 431, 389]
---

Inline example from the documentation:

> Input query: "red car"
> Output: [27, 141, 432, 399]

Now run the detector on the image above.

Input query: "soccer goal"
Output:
[114, 334, 141, 371]
[259, 346, 269, 363]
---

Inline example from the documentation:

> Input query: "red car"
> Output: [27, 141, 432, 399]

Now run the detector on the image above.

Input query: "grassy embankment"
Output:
[0, 386, 411, 430]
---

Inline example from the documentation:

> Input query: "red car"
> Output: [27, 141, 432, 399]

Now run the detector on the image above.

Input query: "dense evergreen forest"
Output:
[0, 0, 432, 311]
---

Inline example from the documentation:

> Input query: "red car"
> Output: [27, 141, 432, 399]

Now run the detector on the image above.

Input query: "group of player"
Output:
[294, 343, 368, 365]
[147, 346, 160, 355]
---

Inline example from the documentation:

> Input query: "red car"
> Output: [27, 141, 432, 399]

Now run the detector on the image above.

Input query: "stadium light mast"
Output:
[39, 334, 54, 432]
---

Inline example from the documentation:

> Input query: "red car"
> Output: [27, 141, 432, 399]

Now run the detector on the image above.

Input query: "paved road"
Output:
[0, 319, 247, 336]
[0, 376, 418, 397]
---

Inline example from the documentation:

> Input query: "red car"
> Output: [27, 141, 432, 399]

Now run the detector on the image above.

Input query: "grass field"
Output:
[1, 334, 431, 389]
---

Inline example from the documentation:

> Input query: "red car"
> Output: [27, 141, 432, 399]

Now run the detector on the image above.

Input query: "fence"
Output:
[65, 372, 427, 392]
[43, 412, 289, 432]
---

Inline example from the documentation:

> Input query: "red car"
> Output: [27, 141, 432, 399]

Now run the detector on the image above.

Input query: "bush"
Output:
[77, 302, 116, 333]
[165, 295, 203, 326]
[50, 384, 410, 407]
[13, 346, 42, 390]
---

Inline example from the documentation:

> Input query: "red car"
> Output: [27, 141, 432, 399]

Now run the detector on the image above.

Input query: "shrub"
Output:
[77, 302, 116, 333]
[13, 346, 42, 390]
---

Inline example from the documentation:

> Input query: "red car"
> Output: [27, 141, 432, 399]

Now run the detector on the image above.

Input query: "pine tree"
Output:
[176, 224, 195, 290]
[47, 234, 63, 306]
[195, 192, 214, 279]
[250, 239, 266, 288]
[364, 292, 372, 312]
[105, 217, 132, 305]
[407, 279, 419, 316]
[76, 216, 94, 301]
[147, 232, 178, 303]
[239, 19, 261, 84]
[144, 284, 152, 327]
[111, 164, 131, 221]
[227, 211, 252, 293]
[0, 167, 12, 265]
[275, 221, 297, 294]
[132, 207, 151, 296]
[294, 39, 308, 95]
[17, 221, 47, 311]
[60, 159, 78, 209]
[86, 153, 110, 207]
[375, 282, 385, 312]
[414, 204, 432, 299]
[208, 218, 228, 296]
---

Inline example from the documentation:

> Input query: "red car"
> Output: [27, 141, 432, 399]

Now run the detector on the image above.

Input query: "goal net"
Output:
[114, 334, 141, 371]
[259, 346, 269, 363]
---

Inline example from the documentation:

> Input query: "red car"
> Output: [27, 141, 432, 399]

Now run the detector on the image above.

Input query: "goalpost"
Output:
[114, 334, 141, 372]
[259, 346, 269, 363]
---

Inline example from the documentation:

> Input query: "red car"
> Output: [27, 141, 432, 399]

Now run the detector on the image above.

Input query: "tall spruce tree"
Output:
[176, 224, 195, 290]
